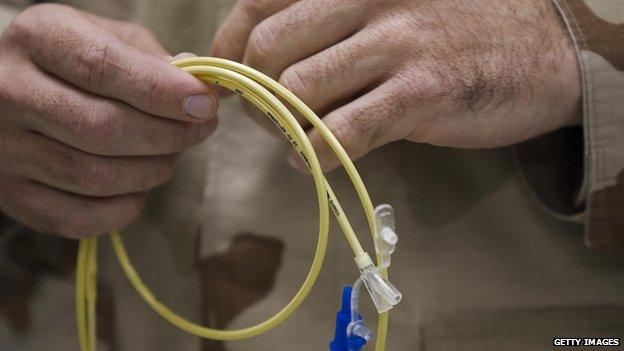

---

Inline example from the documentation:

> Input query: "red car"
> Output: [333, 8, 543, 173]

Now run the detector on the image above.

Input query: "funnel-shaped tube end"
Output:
[360, 266, 402, 313]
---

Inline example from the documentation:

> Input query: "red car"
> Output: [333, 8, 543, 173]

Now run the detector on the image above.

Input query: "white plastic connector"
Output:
[359, 264, 402, 313]
[374, 205, 398, 269]
[354, 253, 374, 270]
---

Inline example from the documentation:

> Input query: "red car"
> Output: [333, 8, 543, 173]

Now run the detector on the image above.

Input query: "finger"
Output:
[0, 130, 179, 197]
[287, 80, 413, 172]
[278, 29, 391, 124]
[210, 0, 297, 62]
[0, 173, 146, 239]
[78, 10, 170, 57]
[243, 0, 366, 79]
[16, 4, 217, 122]
[6, 66, 217, 156]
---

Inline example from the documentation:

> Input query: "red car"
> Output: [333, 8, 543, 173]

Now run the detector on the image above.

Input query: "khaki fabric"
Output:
[0, 1, 623, 351]
[522, 0, 624, 254]
[561, 0, 624, 255]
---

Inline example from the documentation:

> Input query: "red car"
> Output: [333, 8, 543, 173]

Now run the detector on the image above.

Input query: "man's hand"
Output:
[0, 4, 219, 238]
[212, 0, 581, 171]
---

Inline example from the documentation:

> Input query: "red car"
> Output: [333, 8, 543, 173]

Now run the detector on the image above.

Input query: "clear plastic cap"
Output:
[374, 204, 398, 269]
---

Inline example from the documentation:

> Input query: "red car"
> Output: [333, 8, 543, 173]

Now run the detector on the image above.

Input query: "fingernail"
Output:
[287, 152, 309, 173]
[184, 94, 218, 121]
[173, 52, 198, 60]
[198, 118, 218, 139]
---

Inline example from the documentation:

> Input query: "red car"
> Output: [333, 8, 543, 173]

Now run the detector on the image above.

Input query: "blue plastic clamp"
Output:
[329, 286, 368, 351]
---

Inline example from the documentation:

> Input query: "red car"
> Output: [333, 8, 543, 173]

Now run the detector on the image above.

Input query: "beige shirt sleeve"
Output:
[518, 0, 624, 255]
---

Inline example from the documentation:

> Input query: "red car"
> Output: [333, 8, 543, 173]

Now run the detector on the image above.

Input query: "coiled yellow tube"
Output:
[76, 57, 390, 351]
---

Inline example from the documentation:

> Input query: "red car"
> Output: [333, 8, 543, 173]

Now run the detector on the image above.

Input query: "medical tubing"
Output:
[75, 57, 390, 351]
[75, 239, 88, 351]
[86, 238, 98, 351]
[76, 237, 98, 351]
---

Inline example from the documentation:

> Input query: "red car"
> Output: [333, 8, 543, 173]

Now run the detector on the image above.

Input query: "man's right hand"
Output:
[0, 4, 218, 238]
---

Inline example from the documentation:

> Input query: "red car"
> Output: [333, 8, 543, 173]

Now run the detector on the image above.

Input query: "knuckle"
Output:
[74, 102, 118, 153]
[6, 6, 39, 43]
[246, 24, 276, 67]
[279, 66, 314, 101]
[240, 0, 273, 21]
[7, 4, 73, 47]
[6, 16, 30, 44]
[80, 40, 113, 89]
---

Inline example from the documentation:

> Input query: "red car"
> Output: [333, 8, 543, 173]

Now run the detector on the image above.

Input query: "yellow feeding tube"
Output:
[75, 57, 391, 351]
